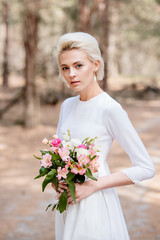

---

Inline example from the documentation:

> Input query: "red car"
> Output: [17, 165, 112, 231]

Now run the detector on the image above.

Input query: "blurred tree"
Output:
[2, 0, 9, 88]
[98, 0, 110, 91]
[23, 0, 40, 128]
[78, 0, 98, 32]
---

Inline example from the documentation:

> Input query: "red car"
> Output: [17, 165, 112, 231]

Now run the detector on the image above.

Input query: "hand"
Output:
[67, 180, 96, 205]
[51, 181, 68, 197]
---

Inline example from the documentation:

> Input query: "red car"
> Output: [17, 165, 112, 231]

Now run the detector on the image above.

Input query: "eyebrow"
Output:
[60, 61, 84, 67]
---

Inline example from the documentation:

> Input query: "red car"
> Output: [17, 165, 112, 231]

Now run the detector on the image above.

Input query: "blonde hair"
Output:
[57, 32, 104, 81]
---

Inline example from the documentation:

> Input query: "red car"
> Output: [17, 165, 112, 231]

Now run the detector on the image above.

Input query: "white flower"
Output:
[53, 134, 58, 139]
[42, 138, 48, 145]
[63, 133, 70, 141]
[71, 138, 82, 147]
[76, 148, 89, 157]
[62, 140, 74, 150]
[92, 145, 101, 152]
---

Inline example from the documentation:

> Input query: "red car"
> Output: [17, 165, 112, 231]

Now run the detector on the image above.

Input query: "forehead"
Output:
[59, 49, 91, 65]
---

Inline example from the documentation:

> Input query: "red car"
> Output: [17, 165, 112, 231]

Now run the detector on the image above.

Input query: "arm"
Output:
[67, 172, 133, 204]
[67, 101, 155, 204]
[106, 101, 155, 183]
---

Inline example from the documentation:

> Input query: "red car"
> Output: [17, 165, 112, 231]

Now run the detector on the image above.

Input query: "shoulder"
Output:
[61, 95, 78, 108]
[103, 93, 124, 112]
[102, 93, 128, 120]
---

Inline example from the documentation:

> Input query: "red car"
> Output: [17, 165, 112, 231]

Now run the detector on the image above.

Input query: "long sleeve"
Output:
[56, 102, 64, 137]
[106, 101, 155, 183]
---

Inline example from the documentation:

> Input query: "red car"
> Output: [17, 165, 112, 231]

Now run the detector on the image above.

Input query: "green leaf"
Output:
[52, 175, 58, 191]
[85, 168, 97, 181]
[58, 189, 68, 213]
[52, 204, 57, 211]
[46, 204, 52, 211]
[90, 155, 97, 161]
[42, 178, 51, 192]
[42, 170, 57, 192]
[45, 169, 57, 181]
[33, 154, 42, 160]
[66, 171, 75, 182]
[40, 150, 49, 155]
[48, 151, 61, 160]
[68, 180, 76, 203]
[34, 167, 49, 179]
[34, 174, 42, 179]
[39, 167, 47, 175]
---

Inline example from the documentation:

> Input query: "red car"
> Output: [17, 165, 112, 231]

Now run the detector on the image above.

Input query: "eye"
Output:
[76, 64, 83, 69]
[61, 66, 69, 71]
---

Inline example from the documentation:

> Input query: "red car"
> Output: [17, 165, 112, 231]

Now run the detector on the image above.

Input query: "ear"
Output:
[93, 60, 100, 72]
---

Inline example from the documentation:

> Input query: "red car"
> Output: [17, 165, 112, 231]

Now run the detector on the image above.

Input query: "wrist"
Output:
[88, 179, 100, 193]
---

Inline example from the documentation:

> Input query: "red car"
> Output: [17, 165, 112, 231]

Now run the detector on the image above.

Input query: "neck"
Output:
[78, 81, 104, 101]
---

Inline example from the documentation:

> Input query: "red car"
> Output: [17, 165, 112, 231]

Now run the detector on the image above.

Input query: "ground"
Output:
[0, 86, 160, 240]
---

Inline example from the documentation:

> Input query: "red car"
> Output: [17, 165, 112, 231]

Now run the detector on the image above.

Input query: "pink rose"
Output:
[51, 138, 61, 147]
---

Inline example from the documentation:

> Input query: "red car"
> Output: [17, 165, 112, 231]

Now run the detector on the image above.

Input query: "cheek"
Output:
[82, 66, 94, 78]
[61, 71, 69, 80]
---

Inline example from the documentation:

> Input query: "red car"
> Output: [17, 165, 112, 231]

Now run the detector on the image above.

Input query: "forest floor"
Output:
[0, 83, 160, 240]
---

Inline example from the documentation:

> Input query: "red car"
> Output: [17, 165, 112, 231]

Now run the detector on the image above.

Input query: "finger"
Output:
[67, 196, 73, 204]
[56, 192, 61, 199]
[51, 183, 56, 191]
[57, 187, 64, 193]
[59, 181, 67, 186]
[58, 183, 68, 190]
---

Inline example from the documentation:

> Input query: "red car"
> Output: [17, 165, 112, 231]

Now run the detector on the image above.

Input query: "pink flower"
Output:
[40, 153, 52, 168]
[51, 138, 61, 147]
[71, 165, 78, 174]
[77, 166, 86, 175]
[57, 167, 68, 180]
[58, 147, 70, 162]
[77, 144, 87, 149]
[89, 157, 100, 173]
[71, 164, 86, 175]
[65, 160, 71, 168]
[50, 146, 59, 154]
[78, 154, 90, 166]
[42, 138, 48, 145]
[89, 146, 96, 157]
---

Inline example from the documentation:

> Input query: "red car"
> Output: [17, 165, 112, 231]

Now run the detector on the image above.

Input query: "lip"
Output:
[71, 81, 80, 85]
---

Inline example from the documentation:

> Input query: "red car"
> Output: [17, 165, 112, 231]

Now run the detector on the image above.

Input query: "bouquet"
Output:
[34, 130, 100, 213]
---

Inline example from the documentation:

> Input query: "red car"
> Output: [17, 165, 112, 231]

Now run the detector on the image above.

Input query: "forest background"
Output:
[0, 0, 160, 240]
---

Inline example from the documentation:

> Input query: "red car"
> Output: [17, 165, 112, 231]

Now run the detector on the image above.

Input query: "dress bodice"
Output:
[57, 92, 155, 183]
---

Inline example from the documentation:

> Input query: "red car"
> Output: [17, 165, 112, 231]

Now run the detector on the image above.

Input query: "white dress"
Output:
[55, 92, 155, 240]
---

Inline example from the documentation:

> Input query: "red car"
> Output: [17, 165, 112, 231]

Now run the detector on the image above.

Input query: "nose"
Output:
[69, 68, 76, 78]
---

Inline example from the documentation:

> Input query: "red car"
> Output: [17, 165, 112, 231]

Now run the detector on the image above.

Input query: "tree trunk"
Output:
[2, 0, 9, 88]
[79, 0, 91, 32]
[78, 0, 98, 32]
[99, 0, 110, 91]
[23, 1, 40, 128]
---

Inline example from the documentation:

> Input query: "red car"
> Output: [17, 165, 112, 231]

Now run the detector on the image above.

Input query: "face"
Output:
[59, 49, 99, 93]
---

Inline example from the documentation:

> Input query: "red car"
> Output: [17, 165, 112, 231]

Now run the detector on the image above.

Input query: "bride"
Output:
[52, 32, 155, 240]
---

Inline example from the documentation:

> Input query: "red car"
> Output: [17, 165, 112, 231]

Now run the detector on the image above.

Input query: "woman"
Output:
[53, 32, 155, 240]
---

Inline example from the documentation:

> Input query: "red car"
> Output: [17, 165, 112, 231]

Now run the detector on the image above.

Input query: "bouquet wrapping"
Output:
[34, 130, 100, 213]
